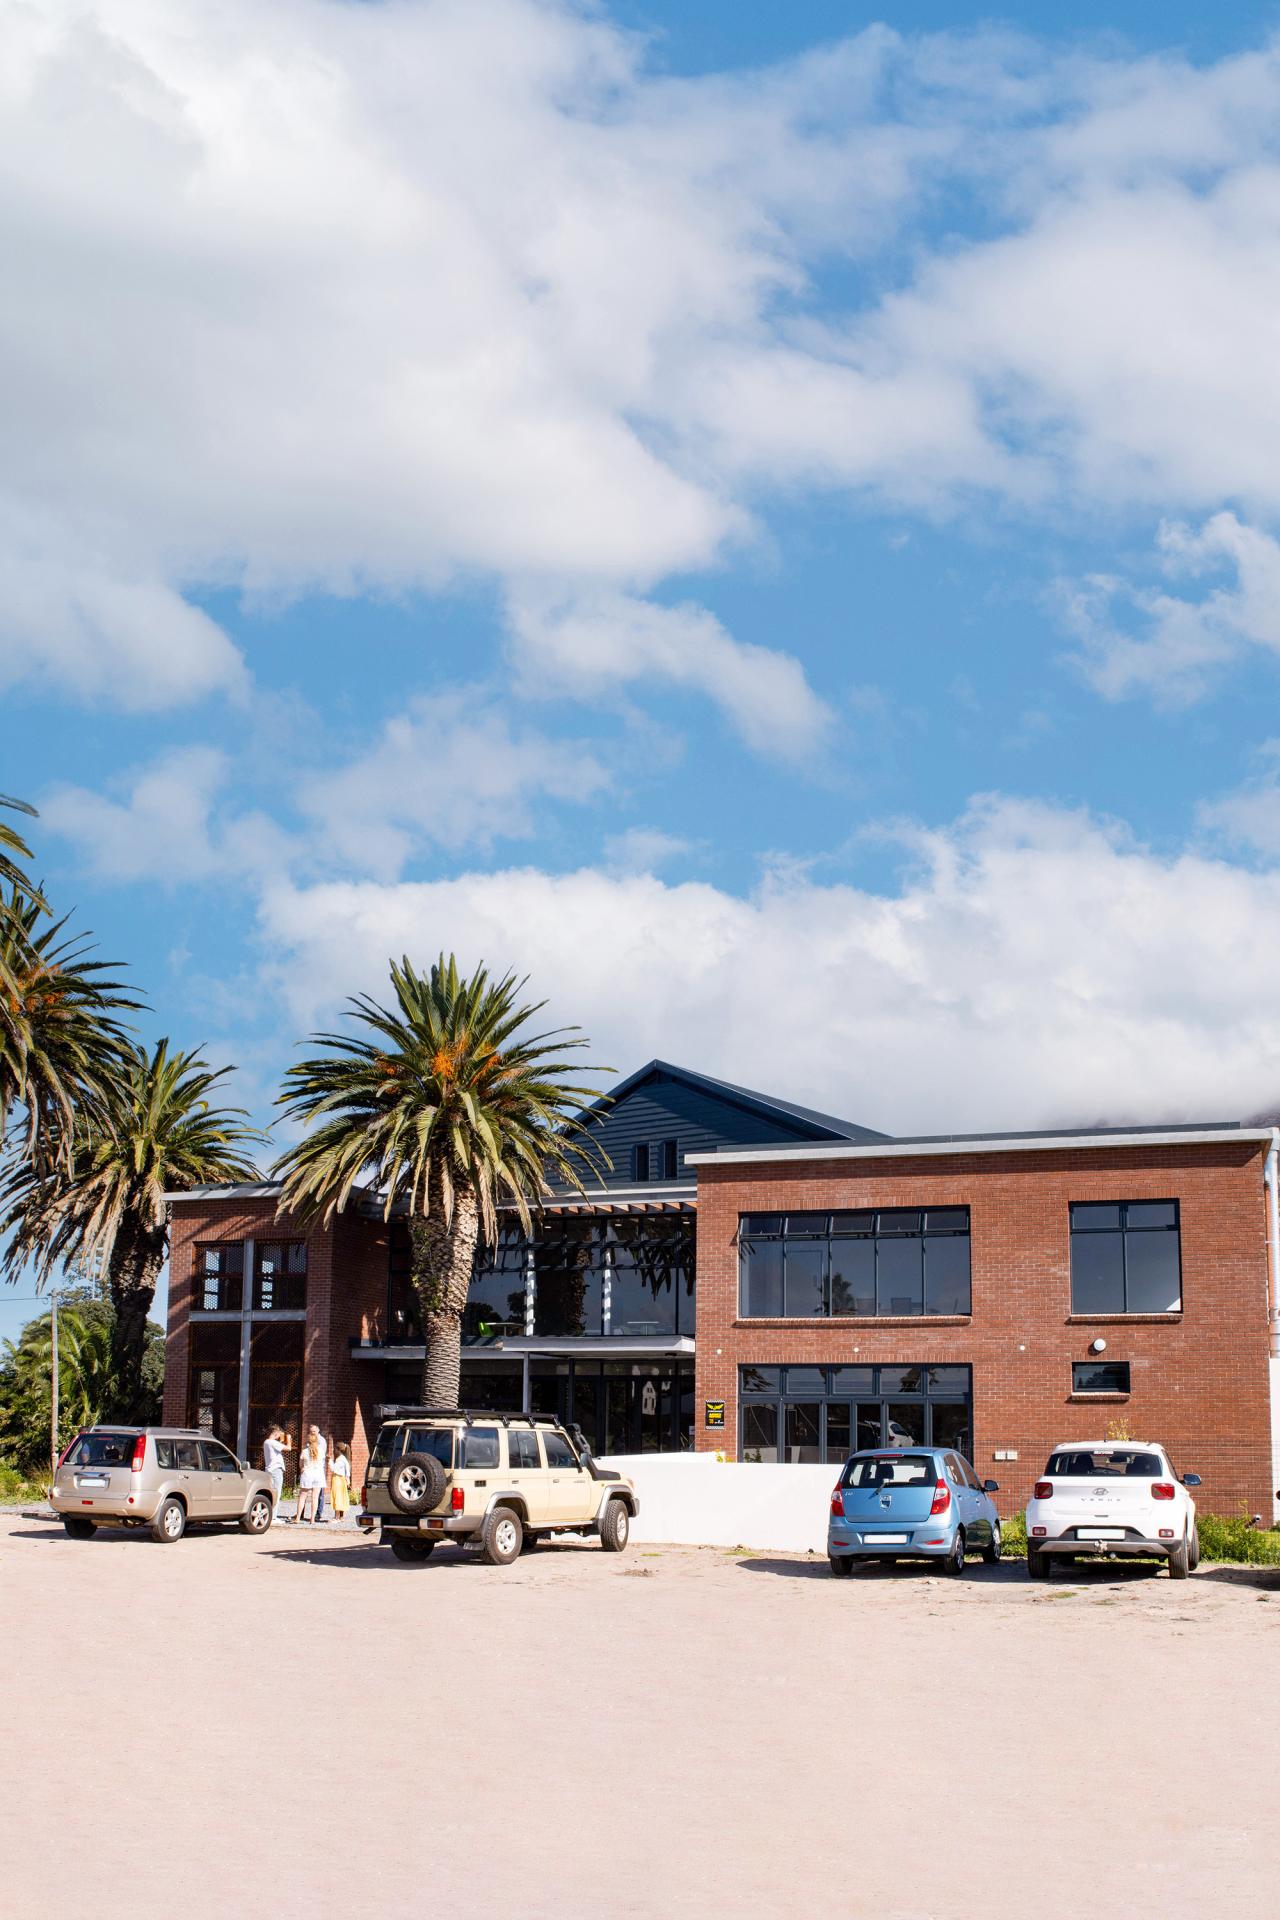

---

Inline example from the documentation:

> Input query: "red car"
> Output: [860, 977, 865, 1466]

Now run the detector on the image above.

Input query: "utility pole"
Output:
[49, 1289, 60, 1480]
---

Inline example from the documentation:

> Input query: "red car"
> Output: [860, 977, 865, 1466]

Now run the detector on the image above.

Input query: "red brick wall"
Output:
[163, 1196, 388, 1482]
[693, 1140, 1274, 1519]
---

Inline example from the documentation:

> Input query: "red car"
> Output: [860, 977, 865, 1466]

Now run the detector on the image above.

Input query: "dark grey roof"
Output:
[583, 1058, 887, 1144]
[883, 1121, 1242, 1147]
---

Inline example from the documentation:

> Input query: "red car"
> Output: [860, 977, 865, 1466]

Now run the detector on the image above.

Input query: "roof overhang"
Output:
[351, 1335, 694, 1362]
[686, 1127, 1269, 1168]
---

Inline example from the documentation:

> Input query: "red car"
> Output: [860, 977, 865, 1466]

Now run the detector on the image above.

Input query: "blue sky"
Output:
[7, 0, 1280, 1339]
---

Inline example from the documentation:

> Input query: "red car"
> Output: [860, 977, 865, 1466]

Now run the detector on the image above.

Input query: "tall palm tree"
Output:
[0, 1039, 264, 1417]
[275, 954, 608, 1406]
[0, 888, 138, 1169]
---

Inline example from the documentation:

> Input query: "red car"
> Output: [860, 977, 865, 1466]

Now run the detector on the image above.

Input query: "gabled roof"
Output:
[582, 1058, 888, 1144]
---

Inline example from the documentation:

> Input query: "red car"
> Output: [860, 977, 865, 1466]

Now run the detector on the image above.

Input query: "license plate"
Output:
[873, 1532, 909, 1545]
[79, 1475, 108, 1489]
[1079, 1527, 1125, 1541]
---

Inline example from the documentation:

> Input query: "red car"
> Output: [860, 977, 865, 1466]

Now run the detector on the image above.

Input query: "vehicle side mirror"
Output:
[1183, 1473, 1201, 1487]
[983, 1479, 999, 1493]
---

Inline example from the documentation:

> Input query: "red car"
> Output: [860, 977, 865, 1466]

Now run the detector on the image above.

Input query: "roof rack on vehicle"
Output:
[372, 1405, 563, 1428]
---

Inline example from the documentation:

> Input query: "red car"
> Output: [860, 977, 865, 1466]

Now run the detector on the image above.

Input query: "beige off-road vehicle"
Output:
[359, 1407, 639, 1566]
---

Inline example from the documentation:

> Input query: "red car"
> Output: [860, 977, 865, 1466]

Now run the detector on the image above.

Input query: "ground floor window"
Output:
[188, 1318, 306, 1466]
[738, 1363, 972, 1464]
[188, 1321, 240, 1451]
[382, 1356, 695, 1456]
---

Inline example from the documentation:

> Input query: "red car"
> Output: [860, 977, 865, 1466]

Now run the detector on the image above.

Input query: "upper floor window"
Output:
[738, 1208, 971, 1318]
[1070, 1202, 1181, 1314]
[631, 1138, 679, 1182]
[199, 1243, 244, 1311]
[254, 1241, 307, 1311]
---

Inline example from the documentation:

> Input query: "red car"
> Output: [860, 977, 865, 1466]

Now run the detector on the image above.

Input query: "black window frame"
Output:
[198, 1242, 245, 1312]
[631, 1142, 651, 1182]
[253, 1239, 308, 1312]
[1071, 1359, 1132, 1395]
[1069, 1200, 1182, 1315]
[737, 1363, 973, 1465]
[738, 1208, 971, 1320]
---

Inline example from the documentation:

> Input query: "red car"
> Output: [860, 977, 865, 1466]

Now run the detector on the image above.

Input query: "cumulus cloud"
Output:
[506, 591, 834, 759]
[253, 796, 1280, 1131]
[13, 5, 1280, 722]
[296, 689, 610, 877]
[1063, 514, 1280, 704]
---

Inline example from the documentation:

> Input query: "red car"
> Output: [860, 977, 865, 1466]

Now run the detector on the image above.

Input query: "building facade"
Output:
[161, 1064, 1280, 1518]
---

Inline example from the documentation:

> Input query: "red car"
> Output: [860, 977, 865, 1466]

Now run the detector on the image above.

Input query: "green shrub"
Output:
[1196, 1511, 1280, 1565]
[999, 1512, 1027, 1559]
[0, 1460, 50, 1505]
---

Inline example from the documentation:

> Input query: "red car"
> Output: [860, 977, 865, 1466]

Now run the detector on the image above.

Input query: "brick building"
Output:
[162, 1063, 1280, 1518]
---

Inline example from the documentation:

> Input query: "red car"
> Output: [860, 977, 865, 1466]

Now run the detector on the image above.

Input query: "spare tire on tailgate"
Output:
[389, 1450, 447, 1515]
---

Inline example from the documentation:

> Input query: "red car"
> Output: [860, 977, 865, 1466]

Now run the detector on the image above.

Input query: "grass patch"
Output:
[0, 1461, 51, 1505]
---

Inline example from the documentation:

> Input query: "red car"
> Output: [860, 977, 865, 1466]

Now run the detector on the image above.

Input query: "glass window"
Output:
[740, 1366, 781, 1394]
[175, 1439, 202, 1470]
[203, 1441, 240, 1474]
[507, 1430, 539, 1470]
[878, 1210, 922, 1235]
[843, 1454, 935, 1488]
[632, 1143, 650, 1182]
[946, 1453, 968, 1486]
[783, 1240, 827, 1316]
[155, 1439, 176, 1469]
[830, 1239, 875, 1317]
[784, 1403, 821, 1463]
[1047, 1448, 1159, 1478]
[659, 1139, 679, 1180]
[785, 1212, 827, 1236]
[879, 1366, 923, 1395]
[541, 1430, 577, 1469]
[740, 1237, 784, 1316]
[402, 1428, 454, 1469]
[926, 1367, 969, 1393]
[831, 1211, 874, 1236]
[885, 1402, 925, 1447]
[829, 1366, 874, 1395]
[460, 1427, 500, 1468]
[65, 1432, 138, 1467]
[741, 1404, 778, 1463]
[925, 1208, 969, 1233]
[924, 1236, 971, 1315]
[254, 1242, 307, 1312]
[1072, 1360, 1131, 1394]
[929, 1403, 970, 1458]
[783, 1367, 827, 1396]
[877, 1237, 923, 1314]
[825, 1404, 850, 1461]
[1070, 1202, 1181, 1313]
[199, 1244, 244, 1312]
[855, 1404, 883, 1450]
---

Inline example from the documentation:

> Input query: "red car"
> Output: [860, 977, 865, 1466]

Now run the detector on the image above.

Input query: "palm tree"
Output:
[0, 891, 139, 1167]
[0, 1039, 264, 1418]
[274, 954, 608, 1406]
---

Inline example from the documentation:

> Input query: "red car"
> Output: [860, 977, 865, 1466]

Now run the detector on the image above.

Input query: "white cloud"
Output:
[507, 590, 834, 759]
[1199, 743, 1280, 857]
[1063, 513, 1280, 704]
[601, 826, 693, 875]
[296, 689, 610, 878]
[254, 795, 1280, 1132]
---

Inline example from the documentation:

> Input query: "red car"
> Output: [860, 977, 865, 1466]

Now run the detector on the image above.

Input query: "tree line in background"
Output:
[1, 788, 607, 1457]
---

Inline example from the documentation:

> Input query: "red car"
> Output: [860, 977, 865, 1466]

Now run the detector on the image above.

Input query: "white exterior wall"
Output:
[597, 1452, 836, 1554]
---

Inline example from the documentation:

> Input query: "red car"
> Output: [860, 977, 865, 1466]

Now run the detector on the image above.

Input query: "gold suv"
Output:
[51, 1426, 276, 1543]
[359, 1407, 639, 1565]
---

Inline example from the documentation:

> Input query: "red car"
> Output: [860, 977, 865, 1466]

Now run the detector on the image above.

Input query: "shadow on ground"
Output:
[733, 1554, 1217, 1588]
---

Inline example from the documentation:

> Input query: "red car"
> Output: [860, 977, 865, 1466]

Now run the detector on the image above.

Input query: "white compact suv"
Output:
[1025, 1441, 1201, 1579]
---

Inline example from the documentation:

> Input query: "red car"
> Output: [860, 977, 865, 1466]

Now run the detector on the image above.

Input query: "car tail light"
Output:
[1151, 1482, 1176, 1501]
[830, 1488, 845, 1517]
[1158, 1528, 1174, 1539]
[929, 1481, 951, 1516]
[130, 1435, 147, 1474]
[1033, 1480, 1053, 1500]
[450, 1486, 464, 1512]
[1031, 1525, 1047, 1537]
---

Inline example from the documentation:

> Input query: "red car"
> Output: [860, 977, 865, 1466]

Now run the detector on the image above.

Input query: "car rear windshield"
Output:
[842, 1453, 936, 1489]
[65, 1432, 139, 1468]
[1046, 1449, 1162, 1478]
[370, 1425, 454, 1469]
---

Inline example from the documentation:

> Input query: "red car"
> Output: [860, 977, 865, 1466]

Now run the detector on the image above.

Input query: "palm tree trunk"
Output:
[411, 1185, 480, 1407]
[106, 1217, 166, 1422]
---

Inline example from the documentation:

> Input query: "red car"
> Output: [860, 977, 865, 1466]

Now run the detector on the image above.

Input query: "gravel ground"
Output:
[3, 1511, 1277, 1920]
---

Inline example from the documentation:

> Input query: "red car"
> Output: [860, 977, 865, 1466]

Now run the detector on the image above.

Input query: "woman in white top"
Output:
[296, 1424, 327, 1524]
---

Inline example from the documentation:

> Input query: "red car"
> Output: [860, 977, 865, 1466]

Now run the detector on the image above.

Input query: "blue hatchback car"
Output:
[828, 1447, 1002, 1576]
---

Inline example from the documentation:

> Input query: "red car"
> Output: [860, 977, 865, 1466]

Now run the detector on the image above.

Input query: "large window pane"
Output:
[1073, 1204, 1121, 1230]
[741, 1404, 778, 1463]
[740, 1239, 784, 1316]
[856, 1403, 882, 1450]
[885, 1401, 925, 1447]
[930, 1401, 971, 1459]
[877, 1238, 923, 1315]
[740, 1366, 781, 1394]
[880, 1366, 924, 1394]
[784, 1402, 821, 1463]
[1071, 1231, 1125, 1313]
[924, 1235, 971, 1315]
[830, 1239, 875, 1317]
[783, 1367, 827, 1396]
[829, 1366, 875, 1395]
[783, 1241, 827, 1317]
[878, 1210, 922, 1235]
[1125, 1202, 1176, 1229]
[825, 1403, 850, 1462]
[1124, 1232, 1181, 1312]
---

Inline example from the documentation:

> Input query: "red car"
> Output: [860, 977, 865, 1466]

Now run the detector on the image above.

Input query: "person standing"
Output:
[263, 1424, 292, 1522]
[296, 1425, 327, 1525]
[329, 1440, 352, 1523]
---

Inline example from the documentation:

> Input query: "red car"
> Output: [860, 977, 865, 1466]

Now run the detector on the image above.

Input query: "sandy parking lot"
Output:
[2, 1512, 1277, 1920]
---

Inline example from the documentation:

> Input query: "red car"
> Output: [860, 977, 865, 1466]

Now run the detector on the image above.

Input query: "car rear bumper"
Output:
[828, 1525, 958, 1559]
[51, 1488, 159, 1521]
[359, 1511, 479, 1537]
[1035, 1536, 1175, 1559]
